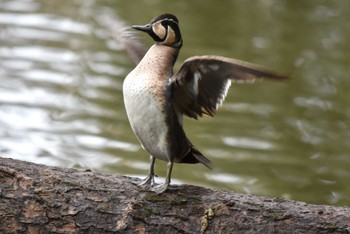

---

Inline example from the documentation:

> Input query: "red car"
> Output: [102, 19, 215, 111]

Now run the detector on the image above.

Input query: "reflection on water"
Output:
[1, 0, 350, 206]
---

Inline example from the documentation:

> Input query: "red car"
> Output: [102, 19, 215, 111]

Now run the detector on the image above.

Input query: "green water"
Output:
[1, 0, 350, 206]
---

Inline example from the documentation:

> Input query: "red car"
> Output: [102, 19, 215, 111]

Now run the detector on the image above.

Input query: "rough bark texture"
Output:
[0, 157, 349, 234]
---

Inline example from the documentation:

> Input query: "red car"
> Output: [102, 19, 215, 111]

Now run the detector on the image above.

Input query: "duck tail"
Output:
[180, 146, 212, 169]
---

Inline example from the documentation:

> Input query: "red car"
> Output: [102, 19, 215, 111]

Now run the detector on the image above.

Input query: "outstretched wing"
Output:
[172, 55, 288, 119]
[97, 14, 147, 64]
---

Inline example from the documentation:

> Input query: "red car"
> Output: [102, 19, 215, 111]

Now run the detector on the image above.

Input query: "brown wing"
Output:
[172, 55, 288, 119]
[97, 14, 147, 64]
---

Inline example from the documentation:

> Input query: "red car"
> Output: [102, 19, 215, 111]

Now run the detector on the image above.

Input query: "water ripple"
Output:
[0, 12, 90, 34]
[222, 136, 275, 150]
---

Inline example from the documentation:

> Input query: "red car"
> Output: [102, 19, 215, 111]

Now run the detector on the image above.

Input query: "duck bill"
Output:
[132, 24, 152, 33]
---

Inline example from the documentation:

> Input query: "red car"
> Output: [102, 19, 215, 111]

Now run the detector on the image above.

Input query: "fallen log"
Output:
[0, 157, 349, 233]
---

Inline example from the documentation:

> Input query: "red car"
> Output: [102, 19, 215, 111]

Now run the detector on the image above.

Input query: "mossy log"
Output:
[0, 157, 349, 233]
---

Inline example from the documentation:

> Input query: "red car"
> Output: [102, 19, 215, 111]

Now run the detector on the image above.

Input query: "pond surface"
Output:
[1, 0, 350, 206]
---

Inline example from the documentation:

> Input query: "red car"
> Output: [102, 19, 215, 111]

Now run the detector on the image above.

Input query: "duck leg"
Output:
[139, 155, 156, 187]
[151, 160, 173, 194]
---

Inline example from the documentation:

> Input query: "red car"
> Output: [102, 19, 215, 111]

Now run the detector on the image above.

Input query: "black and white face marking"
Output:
[151, 20, 167, 40]
[132, 13, 182, 47]
[152, 19, 179, 46]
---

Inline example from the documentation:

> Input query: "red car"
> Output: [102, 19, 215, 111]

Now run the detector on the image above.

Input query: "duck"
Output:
[101, 13, 288, 194]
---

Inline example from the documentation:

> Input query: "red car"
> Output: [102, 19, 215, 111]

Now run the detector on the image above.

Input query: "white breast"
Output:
[123, 70, 170, 161]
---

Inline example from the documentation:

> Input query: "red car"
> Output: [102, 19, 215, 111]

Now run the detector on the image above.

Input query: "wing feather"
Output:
[97, 14, 147, 64]
[172, 55, 288, 119]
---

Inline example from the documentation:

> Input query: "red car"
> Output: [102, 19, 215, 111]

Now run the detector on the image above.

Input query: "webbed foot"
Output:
[150, 182, 169, 194]
[138, 173, 155, 188]
[150, 161, 174, 194]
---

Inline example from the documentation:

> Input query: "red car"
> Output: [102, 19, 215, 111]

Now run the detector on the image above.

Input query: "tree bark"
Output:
[0, 157, 349, 234]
